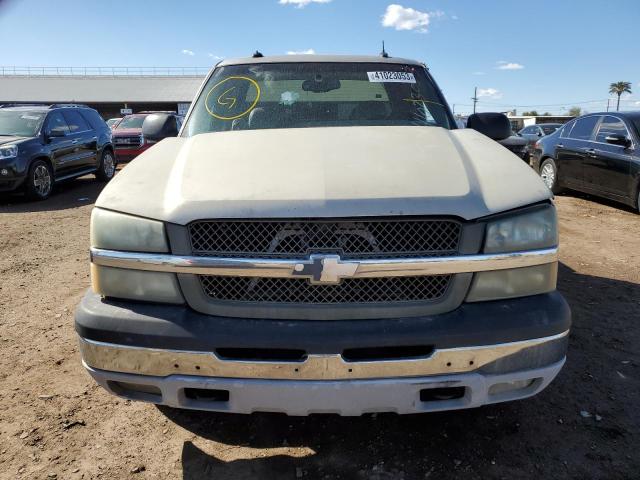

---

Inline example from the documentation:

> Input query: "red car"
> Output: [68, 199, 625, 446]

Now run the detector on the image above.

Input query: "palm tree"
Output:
[609, 81, 632, 111]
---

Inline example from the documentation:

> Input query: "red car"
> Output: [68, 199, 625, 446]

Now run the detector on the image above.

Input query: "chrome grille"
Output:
[199, 275, 452, 304]
[188, 219, 461, 259]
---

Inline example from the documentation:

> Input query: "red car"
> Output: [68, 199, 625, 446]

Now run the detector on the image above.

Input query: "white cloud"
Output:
[279, 0, 331, 7]
[473, 71, 485, 76]
[496, 61, 524, 70]
[181, 49, 195, 56]
[477, 88, 502, 99]
[208, 53, 223, 59]
[286, 49, 316, 55]
[382, 4, 434, 32]
[635, 101, 640, 106]
[451, 14, 459, 20]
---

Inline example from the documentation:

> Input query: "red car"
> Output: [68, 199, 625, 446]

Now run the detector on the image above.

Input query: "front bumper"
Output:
[113, 145, 149, 162]
[84, 359, 565, 415]
[0, 175, 26, 192]
[76, 290, 570, 415]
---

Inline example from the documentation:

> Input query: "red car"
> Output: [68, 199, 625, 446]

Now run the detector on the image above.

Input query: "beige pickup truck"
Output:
[76, 55, 570, 415]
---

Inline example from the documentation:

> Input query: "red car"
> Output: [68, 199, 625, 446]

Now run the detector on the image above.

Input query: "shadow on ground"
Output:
[558, 190, 638, 214]
[155, 262, 639, 479]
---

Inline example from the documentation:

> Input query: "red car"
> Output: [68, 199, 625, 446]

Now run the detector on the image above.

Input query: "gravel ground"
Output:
[0, 173, 638, 480]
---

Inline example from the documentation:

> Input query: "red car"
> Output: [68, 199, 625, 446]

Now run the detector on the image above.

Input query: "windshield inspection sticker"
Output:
[367, 71, 416, 83]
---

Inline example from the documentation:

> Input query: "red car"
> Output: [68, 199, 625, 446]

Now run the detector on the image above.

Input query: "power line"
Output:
[471, 87, 478, 113]
[474, 98, 611, 108]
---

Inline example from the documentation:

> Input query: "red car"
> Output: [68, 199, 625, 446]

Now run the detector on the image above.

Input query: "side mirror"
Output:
[605, 134, 631, 147]
[142, 113, 179, 141]
[466, 113, 511, 141]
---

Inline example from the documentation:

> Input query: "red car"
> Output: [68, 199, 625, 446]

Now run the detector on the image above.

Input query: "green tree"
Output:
[568, 106, 582, 117]
[609, 81, 632, 111]
[522, 110, 539, 116]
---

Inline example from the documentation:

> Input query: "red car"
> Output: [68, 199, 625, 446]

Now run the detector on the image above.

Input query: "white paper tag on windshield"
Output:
[367, 71, 415, 83]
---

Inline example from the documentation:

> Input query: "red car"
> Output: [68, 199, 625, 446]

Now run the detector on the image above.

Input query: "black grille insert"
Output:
[216, 348, 307, 362]
[189, 219, 461, 259]
[199, 275, 451, 304]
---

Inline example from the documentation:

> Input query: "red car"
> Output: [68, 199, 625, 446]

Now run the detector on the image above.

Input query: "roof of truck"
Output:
[218, 55, 424, 67]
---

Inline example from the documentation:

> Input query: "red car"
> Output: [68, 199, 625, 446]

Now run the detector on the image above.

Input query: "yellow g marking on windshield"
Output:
[205, 76, 261, 121]
[217, 86, 237, 110]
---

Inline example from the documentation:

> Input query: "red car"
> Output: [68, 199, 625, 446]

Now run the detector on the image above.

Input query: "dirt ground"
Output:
[0, 173, 638, 480]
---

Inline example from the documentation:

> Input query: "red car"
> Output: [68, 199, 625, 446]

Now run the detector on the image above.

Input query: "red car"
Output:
[112, 112, 183, 162]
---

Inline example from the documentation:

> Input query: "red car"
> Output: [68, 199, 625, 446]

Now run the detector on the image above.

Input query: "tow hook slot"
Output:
[342, 345, 434, 362]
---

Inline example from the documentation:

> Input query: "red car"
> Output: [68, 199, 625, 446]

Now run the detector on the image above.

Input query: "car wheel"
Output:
[96, 149, 116, 182]
[540, 158, 562, 194]
[26, 160, 53, 200]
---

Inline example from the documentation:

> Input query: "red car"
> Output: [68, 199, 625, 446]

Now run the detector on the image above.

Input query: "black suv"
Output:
[0, 104, 115, 200]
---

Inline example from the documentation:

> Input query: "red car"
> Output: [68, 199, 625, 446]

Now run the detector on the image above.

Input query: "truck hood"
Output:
[96, 126, 551, 224]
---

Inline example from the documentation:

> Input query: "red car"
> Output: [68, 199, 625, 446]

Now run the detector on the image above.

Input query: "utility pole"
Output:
[471, 87, 478, 114]
[606, 99, 610, 112]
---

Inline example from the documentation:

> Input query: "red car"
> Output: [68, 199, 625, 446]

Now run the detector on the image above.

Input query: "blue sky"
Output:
[1, 0, 639, 114]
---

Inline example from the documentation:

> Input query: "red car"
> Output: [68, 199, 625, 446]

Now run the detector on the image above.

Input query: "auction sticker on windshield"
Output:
[367, 71, 416, 83]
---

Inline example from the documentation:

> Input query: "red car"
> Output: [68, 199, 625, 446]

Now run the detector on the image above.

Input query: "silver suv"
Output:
[76, 55, 570, 415]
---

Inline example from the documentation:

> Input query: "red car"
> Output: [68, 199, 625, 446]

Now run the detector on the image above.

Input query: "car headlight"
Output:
[90, 208, 169, 253]
[90, 208, 182, 303]
[484, 205, 557, 253]
[468, 205, 558, 302]
[0, 145, 18, 160]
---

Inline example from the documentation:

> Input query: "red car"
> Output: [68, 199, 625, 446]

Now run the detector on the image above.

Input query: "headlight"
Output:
[484, 205, 557, 253]
[468, 205, 558, 302]
[0, 145, 18, 160]
[90, 208, 182, 303]
[91, 208, 169, 252]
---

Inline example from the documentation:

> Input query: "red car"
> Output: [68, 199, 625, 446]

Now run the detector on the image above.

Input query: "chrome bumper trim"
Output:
[90, 247, 558, 281]
[78, 331, 569, 381]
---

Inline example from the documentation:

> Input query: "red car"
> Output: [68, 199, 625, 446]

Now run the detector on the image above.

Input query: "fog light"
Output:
[466, 263, 557, 302]
[488, 378, 537, 395]
[0, 168, 8, 176]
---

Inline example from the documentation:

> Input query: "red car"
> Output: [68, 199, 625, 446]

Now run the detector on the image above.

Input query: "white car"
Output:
[76, 55, 570, 415]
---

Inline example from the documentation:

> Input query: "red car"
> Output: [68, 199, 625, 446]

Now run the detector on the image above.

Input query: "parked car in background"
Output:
[77, 55, 569, 416]
[111, 111, 183, 162]
[519, 123, 563, 148]
[498, 131, 529, 161]
[531, 112, 640, 211]
[0, 104, 115, 200]
[106, 118, 121, 129]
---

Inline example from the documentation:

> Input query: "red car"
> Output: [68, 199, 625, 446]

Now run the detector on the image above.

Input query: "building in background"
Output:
[0, 66, 206, 119]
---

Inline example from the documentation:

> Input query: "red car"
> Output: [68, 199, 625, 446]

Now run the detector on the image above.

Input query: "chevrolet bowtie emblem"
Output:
[292, 255, 359, 285]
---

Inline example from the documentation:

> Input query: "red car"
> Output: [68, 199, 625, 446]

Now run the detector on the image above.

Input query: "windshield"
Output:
[0, 110, 46, 136]
[115, 115, 145, 129]
[184, 62, 452, 136]
[632, 118, 640, 138]
[541, 125, 560, 135]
